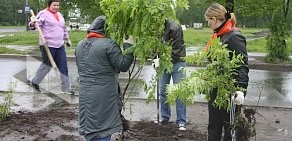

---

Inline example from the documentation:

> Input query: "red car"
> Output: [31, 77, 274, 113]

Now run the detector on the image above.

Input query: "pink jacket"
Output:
[29, 9, 69, 48]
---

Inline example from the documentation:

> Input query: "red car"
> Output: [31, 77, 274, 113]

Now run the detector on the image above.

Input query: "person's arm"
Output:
[227, 34, 249, 105]
[64, 25, 71, 47]
[162, 25, 172, 42]
[29, 12, 44, 30]
[107, 41, 134, 72]
[63, 19, 69, 41]
[60, 13, 71, 47]
[229, 34, 249, 89]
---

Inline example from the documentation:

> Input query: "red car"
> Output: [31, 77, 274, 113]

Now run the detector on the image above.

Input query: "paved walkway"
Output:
[0, 45, 292, 140]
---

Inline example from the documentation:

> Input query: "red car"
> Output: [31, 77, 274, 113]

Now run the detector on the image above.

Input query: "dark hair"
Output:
[48, 0, 60, 6]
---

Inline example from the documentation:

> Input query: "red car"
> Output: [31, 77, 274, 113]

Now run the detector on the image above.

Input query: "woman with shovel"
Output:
[29, 0, 73, 94]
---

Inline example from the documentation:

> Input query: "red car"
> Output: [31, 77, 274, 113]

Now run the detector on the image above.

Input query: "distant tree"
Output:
[0, 0, 49, 26]
[65, 0, 103, 22]
[236, 0, 291, 62]
[176, 0, 206, 27]
[0, 0, 27, 25]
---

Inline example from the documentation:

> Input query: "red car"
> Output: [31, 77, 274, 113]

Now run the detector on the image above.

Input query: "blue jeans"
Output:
[159, 61, 186, 124]
[87, 135, 111, 141]
[32, 45, 70, 91]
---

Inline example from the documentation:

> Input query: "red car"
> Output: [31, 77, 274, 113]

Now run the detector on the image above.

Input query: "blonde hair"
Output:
[204, 3, 237, 26]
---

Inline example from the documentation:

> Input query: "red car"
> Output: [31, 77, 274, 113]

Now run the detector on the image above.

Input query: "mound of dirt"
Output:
[125, 121, 206, 141]
[0, 105, 206, 141]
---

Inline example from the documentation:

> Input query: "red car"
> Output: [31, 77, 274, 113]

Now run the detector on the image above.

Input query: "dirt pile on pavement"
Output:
[125, 121, 207, 141]
[0, 105, 207, 141]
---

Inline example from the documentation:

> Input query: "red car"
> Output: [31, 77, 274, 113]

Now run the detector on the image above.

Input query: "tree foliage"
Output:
[167, 38, 245, 110]
[100, 0, 189, 101]
[0, 81, 16, 122]
[266, 14, 291, 62]
[1, 0, 287, 29]
[176, 0, 207, 26]
[0, 0, 31, 25]
[64, 0, 103, 22]
[237, 0, 291, 62]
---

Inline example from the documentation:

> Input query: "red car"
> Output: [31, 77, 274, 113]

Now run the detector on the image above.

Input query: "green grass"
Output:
[240, 28, 266, 37]
[183, 28, 212, 46]
[247, 37, 292, 53]
[0, 46, 26, 54]
[0, 28, 291, 55]
[183, 27, 266, 46]
[0, 31, 38, 45]
[247, 38, 267, 53]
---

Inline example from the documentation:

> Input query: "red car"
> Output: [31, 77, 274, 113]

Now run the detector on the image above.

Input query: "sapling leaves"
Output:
[100, 0, 189, 100]
[167, 38, 244, 110]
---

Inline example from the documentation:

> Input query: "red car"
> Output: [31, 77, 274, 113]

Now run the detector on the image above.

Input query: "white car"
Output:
[69, 18, 79, 29]
[79, 24, 90, 31]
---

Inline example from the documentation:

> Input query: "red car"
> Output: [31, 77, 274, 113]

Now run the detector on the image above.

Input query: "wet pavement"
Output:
[0, 49, 292, 140]
[0, 27, 26, 33]
[0, 53, 292, 111]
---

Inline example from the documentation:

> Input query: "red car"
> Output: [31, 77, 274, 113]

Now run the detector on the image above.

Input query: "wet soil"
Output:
[1, 102, 292, 141]
[0, 104, 207, 141]
[125, 121, 206, 141]
[0, 105, 81, 141]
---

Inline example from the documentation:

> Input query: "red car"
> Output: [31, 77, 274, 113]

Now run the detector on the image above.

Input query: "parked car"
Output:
[69, 18, 79, 29]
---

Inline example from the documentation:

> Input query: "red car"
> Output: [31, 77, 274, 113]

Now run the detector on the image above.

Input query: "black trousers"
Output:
[207, 89, 234, 141]
[208, 101, 232, 141]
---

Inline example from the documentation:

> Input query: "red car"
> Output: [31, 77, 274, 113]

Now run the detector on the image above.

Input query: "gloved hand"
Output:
[30, 16, 37, 23]
[231, 91, 245, 105]
[152, 58, 160, 69]
[123, 35, 134, 44]
[66, 39, 72, 47]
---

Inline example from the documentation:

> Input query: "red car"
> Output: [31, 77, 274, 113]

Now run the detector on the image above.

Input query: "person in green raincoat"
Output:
[75, 15, 134, 141]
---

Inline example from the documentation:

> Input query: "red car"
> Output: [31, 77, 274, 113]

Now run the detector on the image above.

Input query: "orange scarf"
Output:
[47, 8, 59, 21]
[205, 20, 237, 51]
[87, 32, 105, 38]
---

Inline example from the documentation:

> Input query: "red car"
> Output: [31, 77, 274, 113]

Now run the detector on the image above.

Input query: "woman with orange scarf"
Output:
[204, 3, 249, 141]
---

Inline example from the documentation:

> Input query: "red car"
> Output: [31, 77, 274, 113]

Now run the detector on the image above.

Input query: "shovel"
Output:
[156, 77, 160, 125]
[230, 97, 236, 141]
[30, 9, 57, 69]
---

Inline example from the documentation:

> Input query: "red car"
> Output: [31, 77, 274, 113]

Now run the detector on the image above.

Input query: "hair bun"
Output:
[225, 12, 231, 19]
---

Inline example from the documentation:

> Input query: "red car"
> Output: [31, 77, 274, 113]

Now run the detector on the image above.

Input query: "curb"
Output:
[1, 54, 291, 72]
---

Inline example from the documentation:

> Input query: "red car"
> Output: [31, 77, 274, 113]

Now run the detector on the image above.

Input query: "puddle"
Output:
[0, 93, 54, 112]
[255, 121, 290, 140]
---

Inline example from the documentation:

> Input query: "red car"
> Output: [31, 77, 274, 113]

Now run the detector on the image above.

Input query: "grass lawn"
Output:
[0, 27, 291, 55]
[0, 45, 26, 55]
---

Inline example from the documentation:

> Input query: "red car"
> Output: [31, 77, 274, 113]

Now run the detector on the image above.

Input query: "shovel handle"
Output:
[30, 9, 57, 69]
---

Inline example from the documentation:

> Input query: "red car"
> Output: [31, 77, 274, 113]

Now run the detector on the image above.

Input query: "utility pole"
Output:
[25, 0, 30, 30]
[226, 0, 234, 13]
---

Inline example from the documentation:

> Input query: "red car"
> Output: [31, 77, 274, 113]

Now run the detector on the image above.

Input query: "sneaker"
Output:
[154, 119, 169, 124]
[61, 90, 75, 95]
[178, 123, 186, 131]
[30, 82, 41, 94]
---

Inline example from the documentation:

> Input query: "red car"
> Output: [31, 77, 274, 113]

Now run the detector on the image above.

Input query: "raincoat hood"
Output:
[87, 15, 106, 35]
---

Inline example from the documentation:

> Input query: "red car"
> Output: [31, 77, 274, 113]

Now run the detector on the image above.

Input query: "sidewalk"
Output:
[0, 49, 292, 140]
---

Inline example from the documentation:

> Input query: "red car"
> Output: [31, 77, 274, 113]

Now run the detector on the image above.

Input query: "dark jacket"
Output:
[163, 19, 186, 63]
[220, 29, 249, 89]
[75, 16, 134, 140]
